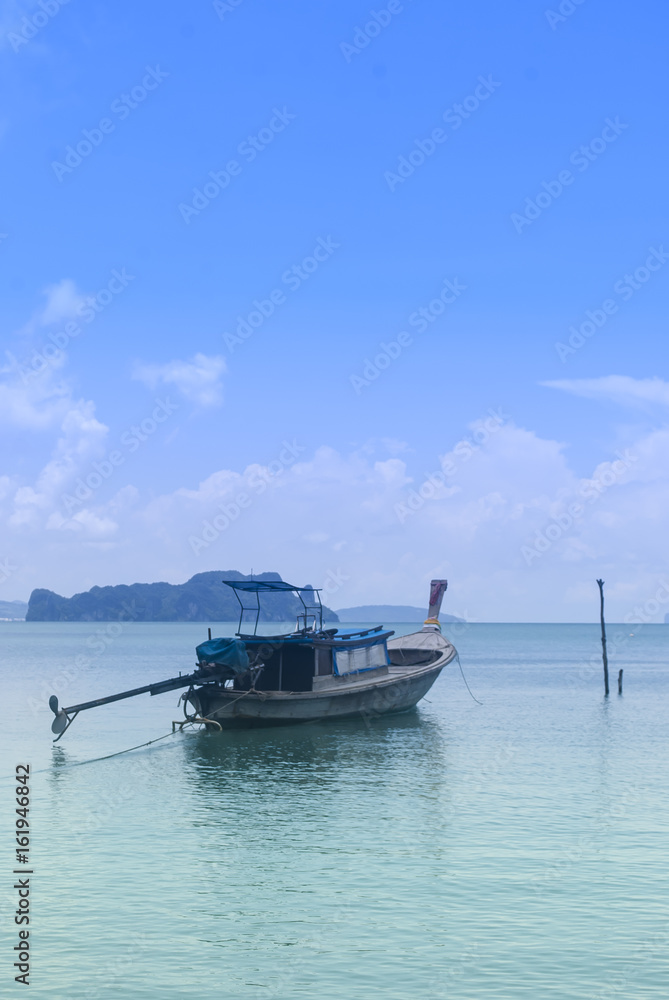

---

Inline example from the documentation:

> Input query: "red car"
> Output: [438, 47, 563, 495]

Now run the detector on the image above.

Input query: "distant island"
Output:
[0, 600, 28, 621]
[22, 582, 467, 625]
[336, 604, 465, 623]
[26, 571, 339, 623]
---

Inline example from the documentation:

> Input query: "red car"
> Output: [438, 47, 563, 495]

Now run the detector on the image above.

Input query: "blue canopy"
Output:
[195, 637, 249, 674]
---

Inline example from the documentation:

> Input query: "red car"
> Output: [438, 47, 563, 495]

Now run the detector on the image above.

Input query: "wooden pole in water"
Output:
[618, 668, 623, 695]
[597, 579, 609, 697]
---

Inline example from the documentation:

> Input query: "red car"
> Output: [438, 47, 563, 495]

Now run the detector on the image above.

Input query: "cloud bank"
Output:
[2, 339, 668, 623]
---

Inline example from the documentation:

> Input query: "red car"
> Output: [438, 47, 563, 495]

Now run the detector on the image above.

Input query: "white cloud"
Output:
[373, 458, 410, 487]
[0, 362, 70, 429]
[15, 278, 87, 339]
[543, 376, 669, 408]
[1, 286, 110, 528]
[61, 508, 118, 538]
[7, 397, 109, 529]
[0, 276, 96, 430]
[0, 0, 57, 55]
[37, 279, 87, 327]
[132, 353, 226, 407]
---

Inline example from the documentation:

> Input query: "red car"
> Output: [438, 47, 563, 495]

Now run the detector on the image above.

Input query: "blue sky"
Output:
[1, 0, 668, 621]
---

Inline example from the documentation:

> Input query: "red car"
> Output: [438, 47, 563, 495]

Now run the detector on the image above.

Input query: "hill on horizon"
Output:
[0, 600, 28, 620]
[26, 571, 339, 623]
[335, 604, 465, 623]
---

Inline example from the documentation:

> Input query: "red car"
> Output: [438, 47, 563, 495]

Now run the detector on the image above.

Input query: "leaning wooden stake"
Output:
[596, 579, 609, 697]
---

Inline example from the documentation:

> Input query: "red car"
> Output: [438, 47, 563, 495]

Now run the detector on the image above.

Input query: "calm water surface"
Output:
[1, 622, 667, 998]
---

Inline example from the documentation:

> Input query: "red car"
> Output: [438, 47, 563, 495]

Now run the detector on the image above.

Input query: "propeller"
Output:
[49, 695, 68, 735]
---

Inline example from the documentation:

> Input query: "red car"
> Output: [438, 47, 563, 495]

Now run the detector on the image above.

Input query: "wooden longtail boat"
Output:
[49, 580, 457, 738]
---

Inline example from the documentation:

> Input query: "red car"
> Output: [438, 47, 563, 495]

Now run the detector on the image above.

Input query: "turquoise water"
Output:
[2, 622, 668, 998]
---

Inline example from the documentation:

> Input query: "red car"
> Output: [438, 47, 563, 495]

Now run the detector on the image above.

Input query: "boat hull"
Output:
[189, 630, 455, 728]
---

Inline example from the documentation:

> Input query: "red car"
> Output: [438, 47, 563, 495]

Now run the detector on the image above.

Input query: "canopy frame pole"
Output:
[224, 580, 325, 636]
[230, 586, 261, 635]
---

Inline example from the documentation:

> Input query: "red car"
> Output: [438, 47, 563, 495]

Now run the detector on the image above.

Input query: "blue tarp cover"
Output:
[195, 637, 249, 674]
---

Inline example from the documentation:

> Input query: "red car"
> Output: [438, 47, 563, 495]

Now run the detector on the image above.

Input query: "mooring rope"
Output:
[45, 689, 258, 773]
[0, 728, 188, 781]
[61, 687, 257, 771]
[2, 659, 480, 781]
[213, 687, 258, 711]
[57, 729, 183, 767]
[0, 688, 260, 781]
[455, 652, 483, 705]
[182, 684, 255, 723]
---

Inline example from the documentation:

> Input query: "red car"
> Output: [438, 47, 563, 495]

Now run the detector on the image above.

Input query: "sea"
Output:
[1, 621, 667, 999]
